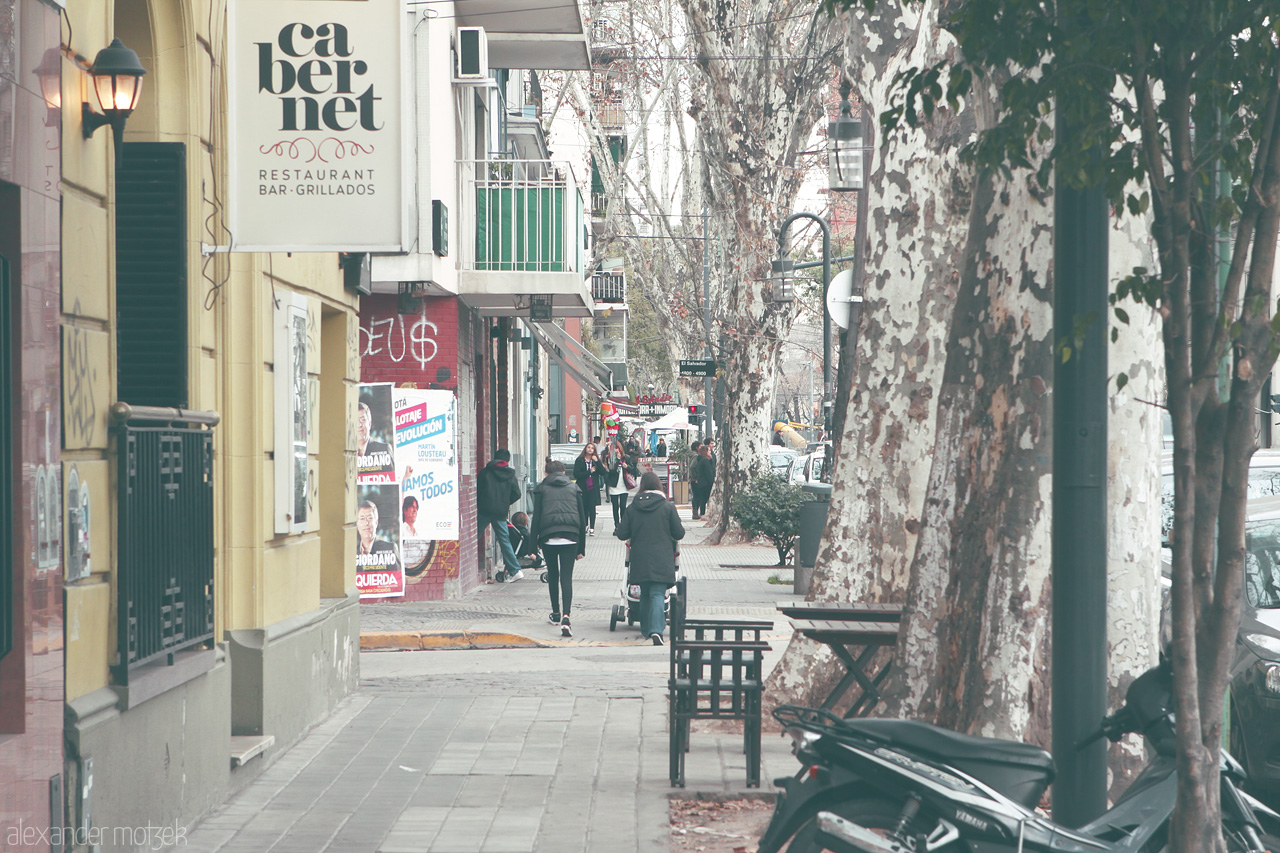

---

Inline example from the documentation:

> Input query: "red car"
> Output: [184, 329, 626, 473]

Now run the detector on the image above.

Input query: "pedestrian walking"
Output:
[477, 448, 524, 582]
[530, 459, 586, 637]
[689, 442, 714, 521]
[572, 443, 604, 536]
[615, 471, 685, 645]
[605, 438, 638, 525]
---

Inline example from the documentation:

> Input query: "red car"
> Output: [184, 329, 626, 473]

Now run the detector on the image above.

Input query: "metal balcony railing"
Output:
[112, 403, 217, 682]
[592, 271, 626, 303]
[457, 159, 585, 274]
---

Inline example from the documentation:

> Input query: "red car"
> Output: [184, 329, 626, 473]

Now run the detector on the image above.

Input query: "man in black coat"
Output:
[616, 471, 685, 644]
[689, 442, 714, 521]
[531, 460, 586, 637]
[477, 448, 523, 582]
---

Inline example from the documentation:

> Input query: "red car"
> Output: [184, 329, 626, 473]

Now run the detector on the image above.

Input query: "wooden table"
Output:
[775, 601, 904, 622]
[777, 601, 903, 717]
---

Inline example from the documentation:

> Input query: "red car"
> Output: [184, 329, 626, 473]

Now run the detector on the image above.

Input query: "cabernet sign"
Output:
[228, 0, 406, 251]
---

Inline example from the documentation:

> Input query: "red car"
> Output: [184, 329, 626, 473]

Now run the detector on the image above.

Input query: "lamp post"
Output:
[773, 212, 833, 433]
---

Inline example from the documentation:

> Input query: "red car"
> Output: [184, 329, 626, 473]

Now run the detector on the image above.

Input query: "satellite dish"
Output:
[825, 269, 862, 330]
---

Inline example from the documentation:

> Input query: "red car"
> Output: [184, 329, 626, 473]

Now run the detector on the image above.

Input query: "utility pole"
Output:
[1051, 76, 1109, 827]
[702, 202, 713, 441]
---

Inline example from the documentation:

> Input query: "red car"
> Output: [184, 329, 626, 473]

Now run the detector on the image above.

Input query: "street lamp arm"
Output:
[777, 212, 834, 434]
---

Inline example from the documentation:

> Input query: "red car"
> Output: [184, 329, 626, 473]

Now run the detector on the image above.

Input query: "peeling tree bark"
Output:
[768, 1, 1161, 766]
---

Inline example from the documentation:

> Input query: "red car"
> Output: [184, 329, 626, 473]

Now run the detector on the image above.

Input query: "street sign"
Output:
[825, 269, 864, 330]
[679, 359, 716, 377]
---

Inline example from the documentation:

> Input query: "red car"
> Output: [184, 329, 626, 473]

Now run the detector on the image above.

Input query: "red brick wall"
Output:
[458, 307, 484, 594]
[359, 295, 460, 601]
[358, 294, 459, 391]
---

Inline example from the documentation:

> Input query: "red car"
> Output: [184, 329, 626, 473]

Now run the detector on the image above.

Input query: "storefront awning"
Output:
[524, 320, 611, 396]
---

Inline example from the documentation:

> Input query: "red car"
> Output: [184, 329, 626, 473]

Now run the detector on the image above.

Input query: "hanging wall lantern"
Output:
[828, 81, 863, 192]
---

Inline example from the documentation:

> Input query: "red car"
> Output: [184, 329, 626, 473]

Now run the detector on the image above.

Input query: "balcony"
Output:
[457, 159, 593, 318]
[592, 270, 626, 304]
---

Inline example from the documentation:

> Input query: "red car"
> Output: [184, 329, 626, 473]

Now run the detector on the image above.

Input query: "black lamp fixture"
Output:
[828, 80, 863, 193]
[768, 258, 796, 303]
[81, 38, 147, 150]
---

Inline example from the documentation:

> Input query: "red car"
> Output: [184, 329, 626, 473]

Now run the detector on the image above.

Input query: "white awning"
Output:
[524, 320, 611, 396]
[646, 408, 698, 431]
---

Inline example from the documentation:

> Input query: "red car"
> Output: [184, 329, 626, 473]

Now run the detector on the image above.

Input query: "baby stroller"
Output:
[609, 542, 681, 632]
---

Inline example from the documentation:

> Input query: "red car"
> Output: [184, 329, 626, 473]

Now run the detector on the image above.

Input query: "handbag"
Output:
[623, 470, 637, 489]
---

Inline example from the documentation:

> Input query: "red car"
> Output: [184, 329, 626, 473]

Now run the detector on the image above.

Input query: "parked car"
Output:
[767, 449, 797, 476]
[1161, 448, 1280, 542]
[787, 448, 829, 486]
[1231, 495, 1280, 804]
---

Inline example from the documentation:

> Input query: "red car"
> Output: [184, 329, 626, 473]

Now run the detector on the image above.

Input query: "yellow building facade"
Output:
[60, 1, 360, 844]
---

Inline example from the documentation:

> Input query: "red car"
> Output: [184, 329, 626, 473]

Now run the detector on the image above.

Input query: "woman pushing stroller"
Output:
[614, 471, 684, 645]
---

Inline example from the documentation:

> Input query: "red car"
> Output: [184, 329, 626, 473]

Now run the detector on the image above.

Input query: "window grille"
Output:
[113, 408, 216, 681]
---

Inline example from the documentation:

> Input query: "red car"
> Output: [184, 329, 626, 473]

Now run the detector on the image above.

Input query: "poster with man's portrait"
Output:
[357, 383, 395, 484]
[355, 483, 403, 598]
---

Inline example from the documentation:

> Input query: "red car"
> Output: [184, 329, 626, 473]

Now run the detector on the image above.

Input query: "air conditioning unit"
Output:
[455, 27, 489, 80]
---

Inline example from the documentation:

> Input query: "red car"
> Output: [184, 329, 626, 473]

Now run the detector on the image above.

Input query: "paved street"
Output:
[177, 510, 803, 852]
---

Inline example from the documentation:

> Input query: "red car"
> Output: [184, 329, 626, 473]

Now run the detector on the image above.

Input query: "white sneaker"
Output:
[506, 570, 524, 582]
[589, 528, 595, 536]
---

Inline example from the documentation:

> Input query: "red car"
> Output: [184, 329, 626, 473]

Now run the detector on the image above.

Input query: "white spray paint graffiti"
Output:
[359, 311, 439, 368]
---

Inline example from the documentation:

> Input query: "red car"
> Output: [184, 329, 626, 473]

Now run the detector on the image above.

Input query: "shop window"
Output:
[116, 142, 188, 407]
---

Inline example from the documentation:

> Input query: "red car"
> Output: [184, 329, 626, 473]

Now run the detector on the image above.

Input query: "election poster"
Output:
[357, 383, 395, 484]
[355, 482, 403, 597]
[394, 390, 458, 578]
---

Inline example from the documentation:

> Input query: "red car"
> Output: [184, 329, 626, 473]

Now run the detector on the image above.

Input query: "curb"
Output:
[360, 630, 547, 651]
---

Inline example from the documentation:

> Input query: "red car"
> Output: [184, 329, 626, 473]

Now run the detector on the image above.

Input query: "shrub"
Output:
[729, 473, 807, 566]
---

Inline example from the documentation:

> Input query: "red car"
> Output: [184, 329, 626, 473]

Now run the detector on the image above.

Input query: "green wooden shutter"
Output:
[116, 142, 188, 407]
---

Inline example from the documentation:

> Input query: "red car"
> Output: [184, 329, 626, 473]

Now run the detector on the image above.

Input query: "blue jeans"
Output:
[478, 513, 520, 573]
[639, 581, 667, 639]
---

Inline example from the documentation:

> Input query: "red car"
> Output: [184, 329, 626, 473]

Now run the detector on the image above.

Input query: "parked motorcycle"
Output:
[758, 658, 1280, 852]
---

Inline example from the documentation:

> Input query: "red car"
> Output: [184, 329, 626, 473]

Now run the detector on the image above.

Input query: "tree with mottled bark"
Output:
[795, 0, 1278, 849]
[767, 0, 1162, 801]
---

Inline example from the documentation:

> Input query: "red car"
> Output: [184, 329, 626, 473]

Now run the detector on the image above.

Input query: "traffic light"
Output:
[688, 404, 703, 424]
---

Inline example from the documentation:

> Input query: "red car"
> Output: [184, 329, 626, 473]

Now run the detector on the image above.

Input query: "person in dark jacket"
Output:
[656, 437, 667, 458]
[604, 438, 638, 525]
[507, 511, 543, 569]
[615, 471, 685, 644]
[477, 448, 523, 582]
[530, 459, 586, 637]
[689, 442, 714, 520]
[572, 443, 603, 536]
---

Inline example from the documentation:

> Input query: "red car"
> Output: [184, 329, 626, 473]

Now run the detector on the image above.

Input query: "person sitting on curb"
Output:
[507, 511, 543, 569]
[615, 471, 685, 645]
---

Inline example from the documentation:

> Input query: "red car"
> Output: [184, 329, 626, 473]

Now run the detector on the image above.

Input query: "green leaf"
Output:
[1116, 373, 1128, 391]
[1115, 307, 1130, 325]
